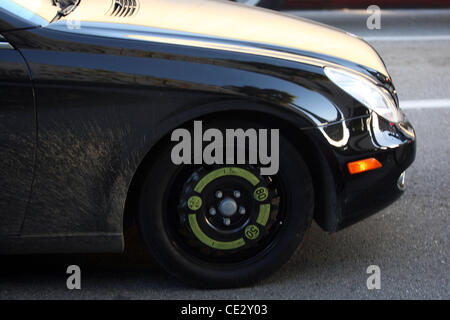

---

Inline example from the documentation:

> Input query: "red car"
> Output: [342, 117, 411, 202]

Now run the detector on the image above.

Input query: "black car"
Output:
[0, 0, 415, 288]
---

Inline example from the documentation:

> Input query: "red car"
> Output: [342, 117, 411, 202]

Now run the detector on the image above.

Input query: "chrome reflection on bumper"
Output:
[397, 171, 406, 191]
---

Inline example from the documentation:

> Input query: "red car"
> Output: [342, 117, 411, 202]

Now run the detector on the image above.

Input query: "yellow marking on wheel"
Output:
[253, 186, 269, 202]
[194, 167, 260, 193]
[256, 203, 271, 226]
[245, 224, 260, 240]
[187, 196, 202, 211]
[188, 214, 245, 250]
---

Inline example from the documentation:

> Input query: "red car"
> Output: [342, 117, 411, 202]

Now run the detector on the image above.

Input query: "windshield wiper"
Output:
[51, 0, 80, 23]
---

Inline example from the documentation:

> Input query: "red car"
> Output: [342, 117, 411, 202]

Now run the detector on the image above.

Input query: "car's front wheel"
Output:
[233, 0, 284, 10]
[138, 120, 313, 288]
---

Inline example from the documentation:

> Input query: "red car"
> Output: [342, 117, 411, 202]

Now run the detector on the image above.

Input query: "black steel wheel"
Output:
[138, 120, 313, 288]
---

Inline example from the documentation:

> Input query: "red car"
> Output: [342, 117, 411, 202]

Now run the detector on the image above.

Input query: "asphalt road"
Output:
[0, 9, 449, 300]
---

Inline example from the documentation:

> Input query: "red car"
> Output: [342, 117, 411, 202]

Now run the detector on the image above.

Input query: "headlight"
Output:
[324, 67, 401, 123]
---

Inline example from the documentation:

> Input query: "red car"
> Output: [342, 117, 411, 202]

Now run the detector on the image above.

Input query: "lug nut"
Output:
[223, 218, 231, 226]
[239, 206, 246, 215]
[209, 207, 216, 215]
[234, 190, 241, 198]
[215, 191, 223, 199]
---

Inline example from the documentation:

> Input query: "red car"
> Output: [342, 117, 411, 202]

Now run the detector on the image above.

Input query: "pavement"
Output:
[0, 9, 449, 300]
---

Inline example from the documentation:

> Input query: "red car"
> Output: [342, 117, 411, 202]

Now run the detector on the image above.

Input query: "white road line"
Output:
[400, 99, 450, 110]
[365, 35, 450, 41]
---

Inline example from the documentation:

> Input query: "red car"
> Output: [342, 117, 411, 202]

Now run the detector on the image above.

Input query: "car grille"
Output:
[107, 0, 139, 17]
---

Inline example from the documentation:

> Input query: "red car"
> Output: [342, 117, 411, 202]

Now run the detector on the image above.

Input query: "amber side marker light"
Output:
[347, 158, 382, 175]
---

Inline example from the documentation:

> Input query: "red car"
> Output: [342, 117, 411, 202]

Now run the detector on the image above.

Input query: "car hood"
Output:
[58, 0, 388, 75]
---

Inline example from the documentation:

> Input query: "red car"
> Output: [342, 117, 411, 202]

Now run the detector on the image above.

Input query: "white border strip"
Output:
[400, 99, 450, 110]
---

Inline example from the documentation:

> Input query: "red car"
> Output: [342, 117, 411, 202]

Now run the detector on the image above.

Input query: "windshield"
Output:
[1, 0, 78, 25]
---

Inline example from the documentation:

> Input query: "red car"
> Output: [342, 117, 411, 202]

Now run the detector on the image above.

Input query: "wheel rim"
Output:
[164, 165, 287, 264]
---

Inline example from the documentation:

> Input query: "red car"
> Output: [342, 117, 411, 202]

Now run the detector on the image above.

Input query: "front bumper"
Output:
[313, 111, 416, 231]
[338, 138, 416, 229]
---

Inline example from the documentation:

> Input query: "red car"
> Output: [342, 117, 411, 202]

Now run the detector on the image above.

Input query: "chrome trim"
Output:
[235, 0, 262, 5]
[0, 36, 14, 50]
[47, 21, 374, 78]
[127, 32, 328, 68]
[397, 171, 406, 191]
[0, 43, 14, 50]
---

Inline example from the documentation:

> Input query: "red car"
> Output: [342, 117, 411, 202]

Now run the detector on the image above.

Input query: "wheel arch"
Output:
[123, 100, 341, 235]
